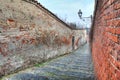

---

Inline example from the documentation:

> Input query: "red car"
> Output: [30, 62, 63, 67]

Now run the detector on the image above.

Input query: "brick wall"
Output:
[0, 0, 87, 77]
[91, 0, 120, 80]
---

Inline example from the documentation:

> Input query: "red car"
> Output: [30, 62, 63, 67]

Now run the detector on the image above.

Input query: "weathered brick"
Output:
[0, 0, 88, 77]
[114, 2, 120, 10]
[106, 27, 116, 34]
[116, 28, 120, 34]
[116, 69, 120, 80]
[106, 32, 118, 42]
[92, 0, 120, 80]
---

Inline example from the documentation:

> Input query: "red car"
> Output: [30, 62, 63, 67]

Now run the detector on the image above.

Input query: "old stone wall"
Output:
[0, 0, 87, 77]
[73, 30, 87, 49]
[92, 0, 120, 80]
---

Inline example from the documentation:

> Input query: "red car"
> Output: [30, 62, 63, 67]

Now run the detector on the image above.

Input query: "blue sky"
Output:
[38, 0, 95, 26]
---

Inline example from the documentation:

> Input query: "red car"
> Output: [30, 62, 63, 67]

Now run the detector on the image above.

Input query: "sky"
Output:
[38, 0, 95, 28]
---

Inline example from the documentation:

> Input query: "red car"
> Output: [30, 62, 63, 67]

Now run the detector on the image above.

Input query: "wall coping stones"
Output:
[22, 0, 73, 30]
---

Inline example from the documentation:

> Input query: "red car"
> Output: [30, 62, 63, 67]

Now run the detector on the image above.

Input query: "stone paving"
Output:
[2, 43, 94, 80]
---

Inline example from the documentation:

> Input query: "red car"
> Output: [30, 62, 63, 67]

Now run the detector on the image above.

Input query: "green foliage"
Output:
[34, 62, 46, 67]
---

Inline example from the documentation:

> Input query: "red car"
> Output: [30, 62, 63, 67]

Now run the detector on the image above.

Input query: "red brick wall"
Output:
[92, 0, 120, 80]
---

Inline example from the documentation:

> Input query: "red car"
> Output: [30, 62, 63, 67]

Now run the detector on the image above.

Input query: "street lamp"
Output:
[78, 9, 92, 21]
[78, 9, 82, 19]
[78, 9, 92, 26]
[78, 9, 93, 34]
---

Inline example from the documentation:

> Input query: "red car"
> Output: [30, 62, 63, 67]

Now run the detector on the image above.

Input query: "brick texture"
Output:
[92, 0, 120, 80]
[0, 0, 87, 77]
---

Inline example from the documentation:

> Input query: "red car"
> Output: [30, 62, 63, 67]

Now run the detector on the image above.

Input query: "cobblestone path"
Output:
[2, 43, 94, 80]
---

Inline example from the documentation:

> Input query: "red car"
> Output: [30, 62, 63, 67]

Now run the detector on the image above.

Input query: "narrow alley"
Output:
[2, 43, 94, 80]
[0, 0, 120, 80]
